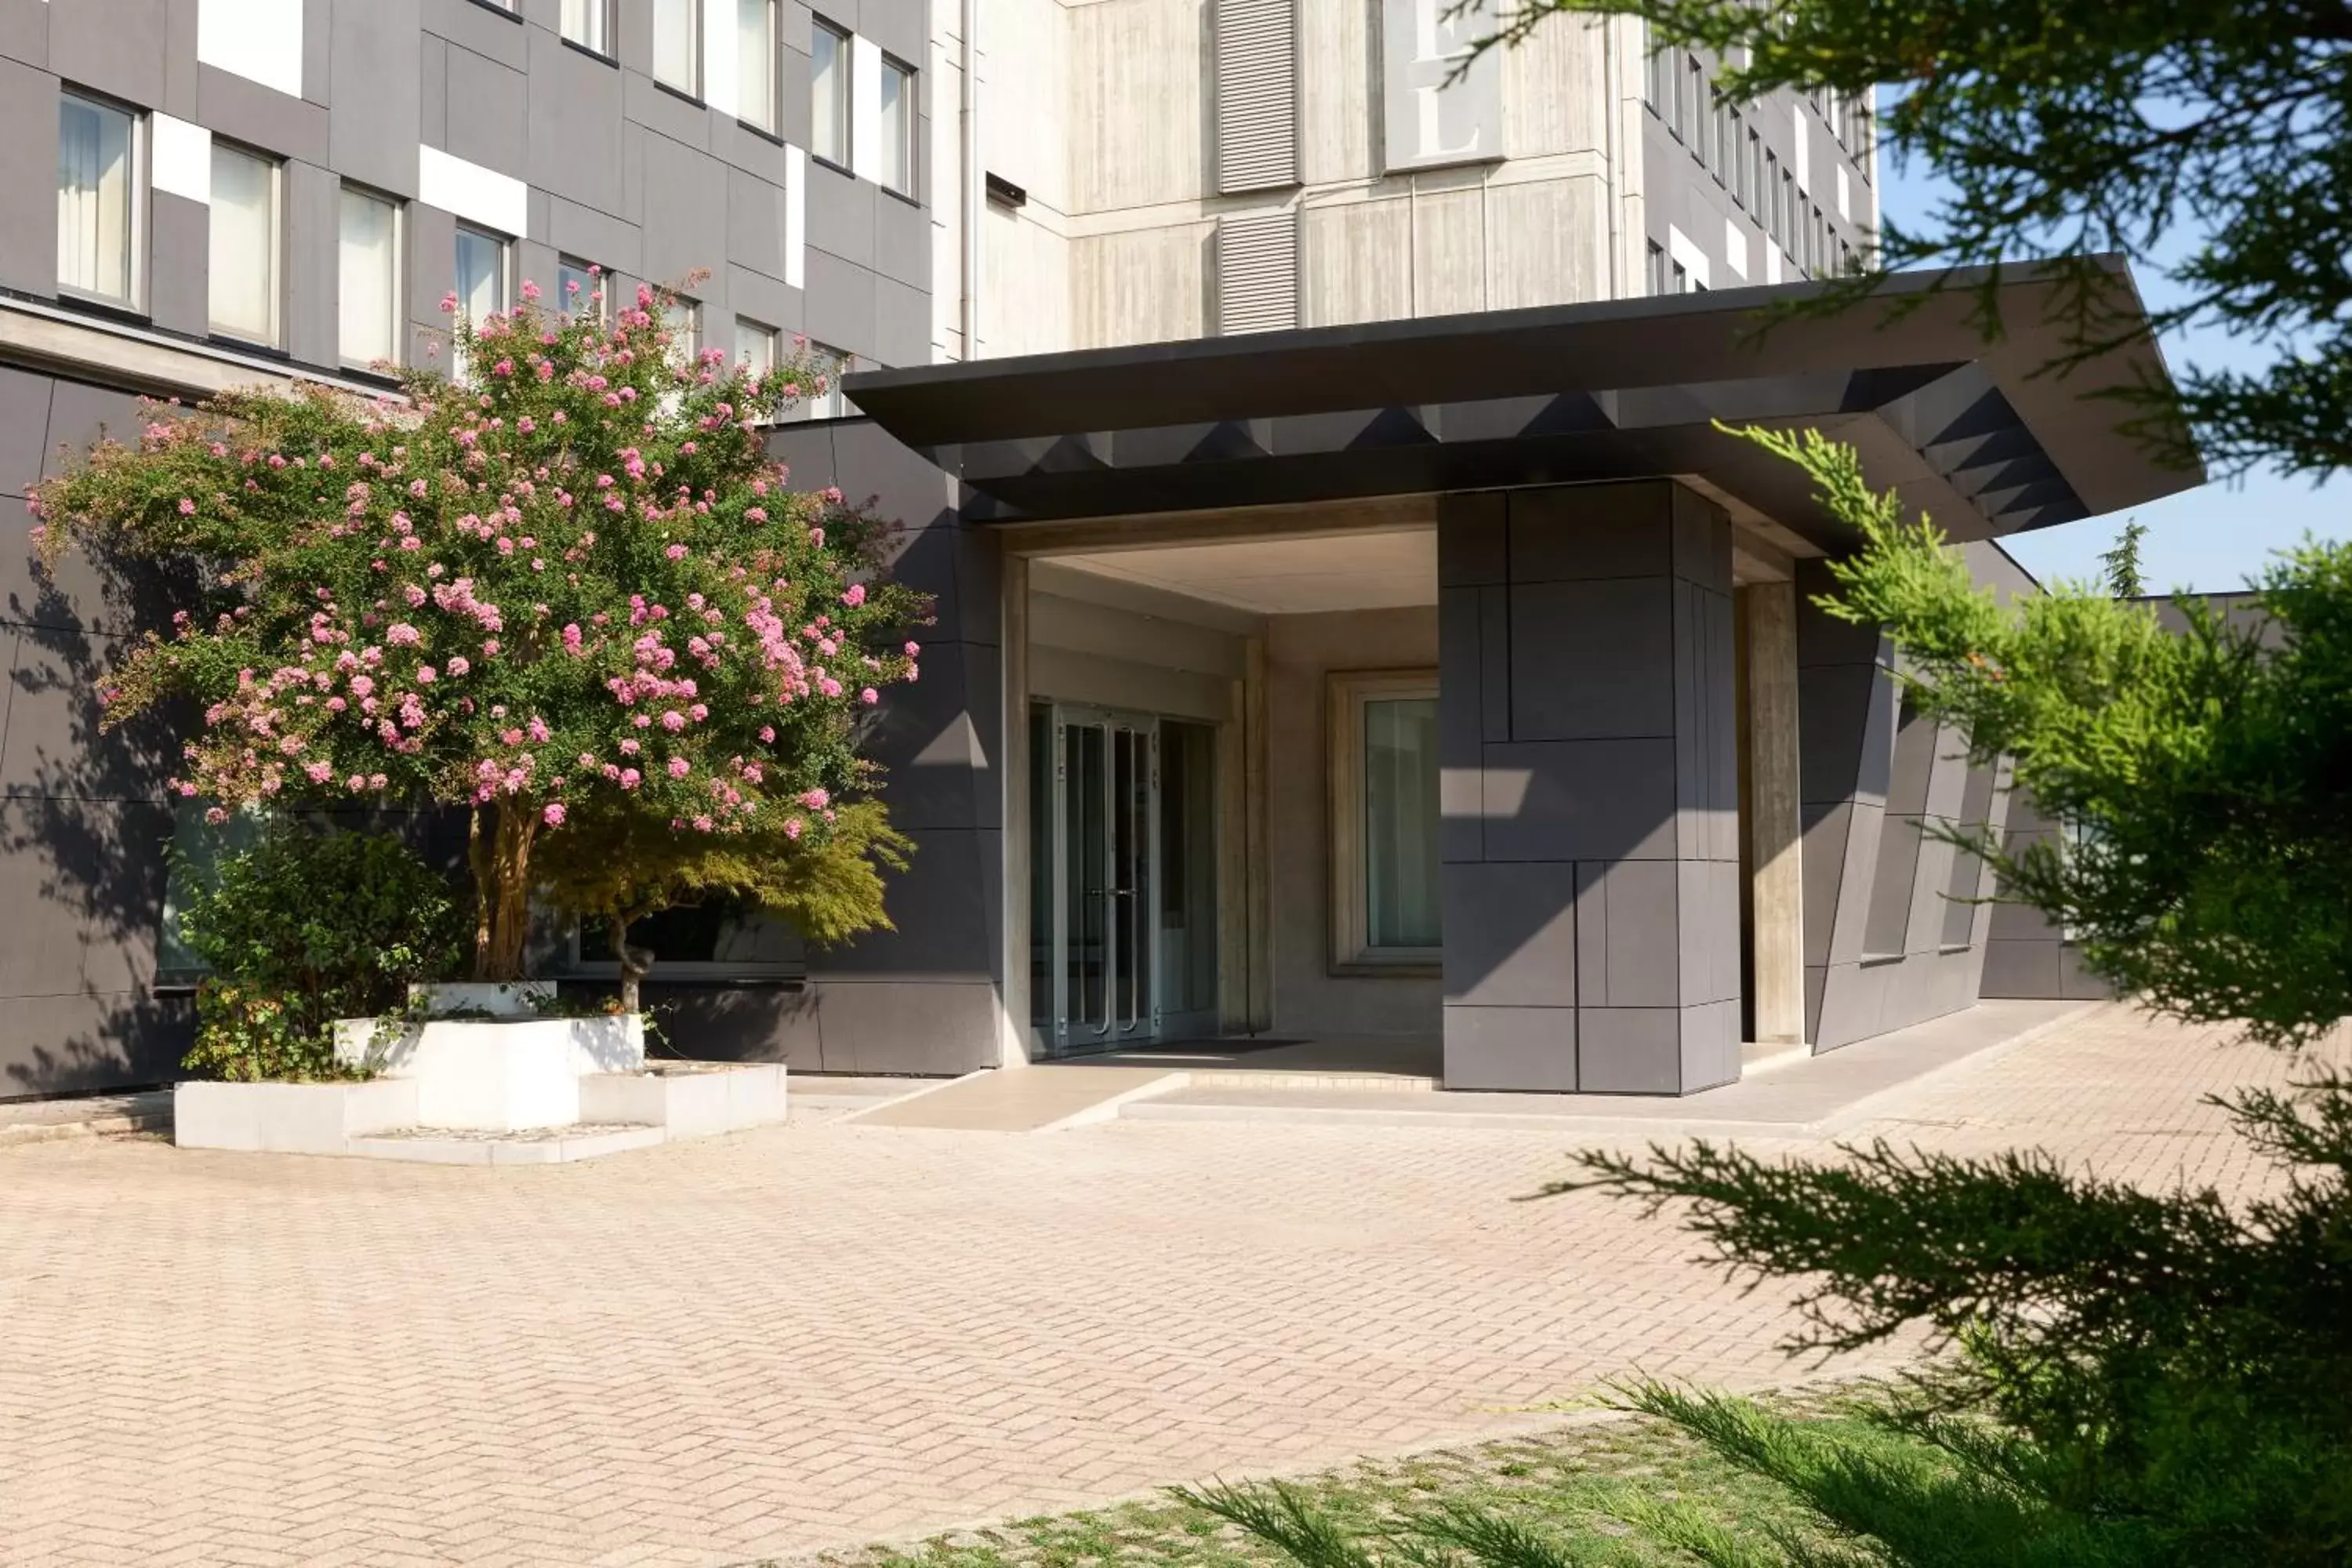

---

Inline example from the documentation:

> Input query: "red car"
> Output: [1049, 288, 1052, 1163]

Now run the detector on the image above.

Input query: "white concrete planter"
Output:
[173, 1057, 786, 1161]
[579, 1062, 789, 1138]
[175, 1078, 418, 1154]
[332, 1014, 646, 1131]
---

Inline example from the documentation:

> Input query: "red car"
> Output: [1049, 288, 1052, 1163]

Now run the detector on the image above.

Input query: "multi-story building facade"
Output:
[2, 0, 2185, 1102]
[926, 0, 1875, 358]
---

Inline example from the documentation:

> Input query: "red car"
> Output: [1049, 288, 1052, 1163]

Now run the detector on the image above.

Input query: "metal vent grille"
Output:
[1216, 210, 1299, 335]
[1214, 0, 1298, 194]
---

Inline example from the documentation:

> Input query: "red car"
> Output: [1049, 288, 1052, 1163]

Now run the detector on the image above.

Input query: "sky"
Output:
[1873, 160, 2343, 593]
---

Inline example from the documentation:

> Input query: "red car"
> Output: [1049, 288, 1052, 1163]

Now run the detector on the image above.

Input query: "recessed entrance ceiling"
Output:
[1051, 529, 1437, 615]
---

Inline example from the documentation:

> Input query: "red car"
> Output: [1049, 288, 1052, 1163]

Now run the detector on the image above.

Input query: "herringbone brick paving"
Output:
[0, 1006, 2309, 1566]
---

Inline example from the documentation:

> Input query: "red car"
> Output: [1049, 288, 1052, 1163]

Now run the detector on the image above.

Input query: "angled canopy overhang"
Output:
[844, 258, 2203, 551]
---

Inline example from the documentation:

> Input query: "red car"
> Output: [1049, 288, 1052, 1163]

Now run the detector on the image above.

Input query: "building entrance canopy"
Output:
[846, 259, 2201, 550]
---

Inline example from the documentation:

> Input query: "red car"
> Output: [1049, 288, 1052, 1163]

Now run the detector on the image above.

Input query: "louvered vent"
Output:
[1214, 0, 1298, 194]
[1217, 210, 1299, 335]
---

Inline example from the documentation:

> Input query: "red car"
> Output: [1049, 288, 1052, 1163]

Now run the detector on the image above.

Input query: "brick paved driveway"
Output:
[0, 1007, 2300, 1567]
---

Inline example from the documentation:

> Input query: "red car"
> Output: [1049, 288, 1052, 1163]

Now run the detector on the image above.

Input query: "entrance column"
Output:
[1438, 481, 1743, 1094]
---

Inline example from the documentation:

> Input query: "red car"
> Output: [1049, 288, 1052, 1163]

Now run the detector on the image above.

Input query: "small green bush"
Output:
[176, 820, 465, 1081]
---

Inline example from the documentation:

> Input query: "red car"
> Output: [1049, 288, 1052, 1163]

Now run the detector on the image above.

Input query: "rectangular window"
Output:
[806, 341, 848, 417]
[559, 0, 611, 55]
[209, 143, 280, 346]
[1682, 56, 1703, 146]
[452, 224, 506, 377]
[879, 56, 915, 194]
[652, 0, 699, 95]
[557, 256, 607, 325]
[1672, 259, 1690, 294]
[738, 0, 777, 131]
[665, 296, 700, 357]
[454, 225, 506, 322]
[1646, 238, 1666, 296]
[733, 317, 777, 374]
[56, 93, 137, 305]
[337, 186, 400, 369]
[811, 19, 851, 166]
[1330, 671, 1440, 970]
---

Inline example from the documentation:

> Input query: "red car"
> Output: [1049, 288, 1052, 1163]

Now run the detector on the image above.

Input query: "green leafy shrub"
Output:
[176, 819, 465, 1080]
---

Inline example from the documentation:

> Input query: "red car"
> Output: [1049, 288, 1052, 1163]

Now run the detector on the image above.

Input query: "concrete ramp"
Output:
[848, 1065, 1183, 1131]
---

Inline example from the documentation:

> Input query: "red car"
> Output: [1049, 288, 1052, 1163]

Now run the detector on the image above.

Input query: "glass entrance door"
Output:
[1044, 707, 1157, 1054]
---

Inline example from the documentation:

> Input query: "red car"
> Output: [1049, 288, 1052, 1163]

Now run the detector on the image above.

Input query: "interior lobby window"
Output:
[811, 19, 851, 166]
[57, 93, 137, 306]
[338, 185, 399, 368]
[575, 902, 805, 978]
[879, 56, 915, 194]
[652, 0, 700, 95]
[739, 0, 778, 131]
[209, 143, 281, 346]
[1330, 671, 1441, 971]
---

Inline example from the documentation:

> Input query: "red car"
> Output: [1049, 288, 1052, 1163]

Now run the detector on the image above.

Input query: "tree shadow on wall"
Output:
[1, 528, 201, 1098]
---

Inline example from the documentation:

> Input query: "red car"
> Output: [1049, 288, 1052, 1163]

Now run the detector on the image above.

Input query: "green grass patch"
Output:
[785, 1388, 1868, 1568]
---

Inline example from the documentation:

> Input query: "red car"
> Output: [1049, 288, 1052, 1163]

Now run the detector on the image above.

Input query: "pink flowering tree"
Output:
[30, 274, 924, 983]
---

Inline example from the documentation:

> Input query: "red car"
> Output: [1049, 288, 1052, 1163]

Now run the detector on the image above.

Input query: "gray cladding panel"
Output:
[47, 0, 169, 107]
[1442, 1004, 1578, 1092]
[1440, 859, 1578, 1008]
[0, 367, 52, 499]
[527, 26, 626, 215]
[443, 44, 529, 180]
[0, 54, 58, 295]
[285, 160, 339, 368]
[1480, 739, 1679, 863]
[1507, 579, 1674, 741]
[637, 129, 731, 290]
[0, 0, 49, 70]
[806, 159, 875, 269]
[803, 245, 877, 360]
[873, 189, 929, 289]
[328, 0, 426, 197]
[147, 191, 209, 339]
[1506, 482, 1671, 583]
[198, 64, 331, 166]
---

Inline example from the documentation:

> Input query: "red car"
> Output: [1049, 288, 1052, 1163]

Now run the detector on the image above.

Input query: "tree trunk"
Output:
[469, 801, 539, 981]
[609, 914, 652, 1013]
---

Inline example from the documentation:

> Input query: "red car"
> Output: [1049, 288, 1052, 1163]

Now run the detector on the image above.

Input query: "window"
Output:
[1671, 259, 1690, 294]
[1643, 37, 1668, 116]
[337, 186, 400, 369]
[454, 225, 506, 321]
[209, 143, 280, 346]
[652, 0, 699, 95]
[805, 340, 848, 417]
[155, 803, 263, 986]
[1763, 150, 1781, 243]
[738, 0, 777, 131]
[811, 19, 851, 166]
[734, 317, 777, 374]
[1646, 238, 1667, 296]
[56, 92, 137, 306]
[1329, 671, 1440, 971]
[558, 0, 611, 55]
[1682, 56, 1703, 145]
[664, 296, 700, 357]
[575, 902, 806, 978]
[557, 256, 608, 325]
[452, 224, 506, 376]
[879, 56, 915, 194]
